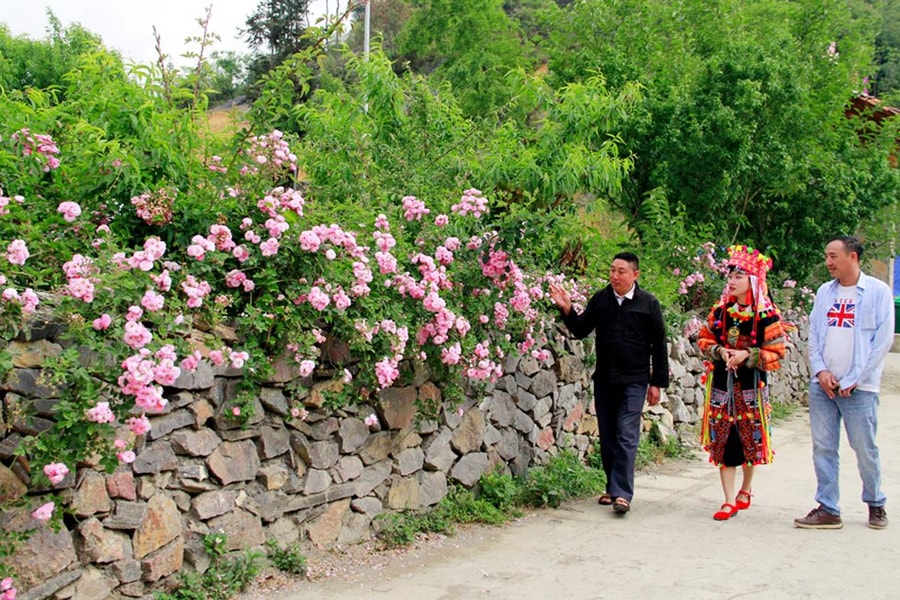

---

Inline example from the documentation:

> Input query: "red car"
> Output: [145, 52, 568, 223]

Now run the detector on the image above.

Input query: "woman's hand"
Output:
[721, 348, 750, 371]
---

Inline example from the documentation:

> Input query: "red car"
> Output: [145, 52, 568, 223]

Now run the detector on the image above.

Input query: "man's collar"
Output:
[831, 270, 868, 289]
[615, 284, 636, 301]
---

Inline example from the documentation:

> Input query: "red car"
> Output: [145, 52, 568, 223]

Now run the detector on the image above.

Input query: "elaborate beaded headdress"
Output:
[723, 244, 777, 318]
[726, 245, 772, 280]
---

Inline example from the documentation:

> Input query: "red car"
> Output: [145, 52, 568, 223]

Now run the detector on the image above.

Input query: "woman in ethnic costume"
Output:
[698, 245, 786, 521]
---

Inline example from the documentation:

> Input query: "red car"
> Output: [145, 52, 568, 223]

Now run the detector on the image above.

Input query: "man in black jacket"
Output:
[549, 252, 669, 514]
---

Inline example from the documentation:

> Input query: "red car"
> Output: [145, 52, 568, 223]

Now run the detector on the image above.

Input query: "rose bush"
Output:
[0, 126, 594, 584]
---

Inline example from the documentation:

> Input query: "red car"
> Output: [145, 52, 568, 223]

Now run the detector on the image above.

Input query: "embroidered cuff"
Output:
[746, 347, 760, 368]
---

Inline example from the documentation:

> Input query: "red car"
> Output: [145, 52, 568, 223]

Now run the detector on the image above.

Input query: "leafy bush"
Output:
[478, 467, 521, 513]
[518, 451, 605, 508]
[378, 451, 607, 547]
[155, 534, 264, 600]
[265, 539, 308, 576]
[378, 485, 508, 547]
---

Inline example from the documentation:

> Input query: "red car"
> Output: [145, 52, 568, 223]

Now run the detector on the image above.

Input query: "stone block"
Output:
[207, 440, 261, 485]
[333, 455, 364, 483]
[304, 468, 332, 495]
[397, 447, 425, 476]
[191, 490, 237, 520]
[103, 501, 147, 530]
[358, 431, 392, 465]
[354, 460, 391, 497]
[207, 508, 265, 551]
[419, 471, 448, 506]
[377, 386, 418, 430]
[306, 499, 350, 549]
[338, 417, 370, 453]
[450, 453, 488, 487]
[133, 494, 181, 559]
[72, 471, 112, 517]
[257, 425, 291, 459]
[386, 475, 420, 510]
[451, 408, 485, 454]
[141, 536, 184, 582]
[69, 566, 115, 600]
[1, 507, 78, 588]
[132, 442, 179, 475]
[77, 517, 133, 563]
[106, 470, 137, 500]
[148, 409, 195, 440]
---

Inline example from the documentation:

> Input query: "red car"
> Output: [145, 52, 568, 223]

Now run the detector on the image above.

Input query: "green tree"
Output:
[874, 0, 900, 98]
[396, 0, 534, 115]
[0, 12, 106, 93]
[545, 0, 899, 279]
[205, 50, 251, 103]
[242, 0, 313, 98]
[346, 0, 414, 57]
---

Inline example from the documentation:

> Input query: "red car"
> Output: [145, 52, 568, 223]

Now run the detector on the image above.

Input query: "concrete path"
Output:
[269, 352, 900, 600]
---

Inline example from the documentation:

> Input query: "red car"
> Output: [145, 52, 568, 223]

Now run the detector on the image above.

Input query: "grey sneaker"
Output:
[794, 505, 843, 529]
[868, 505, 888, 530]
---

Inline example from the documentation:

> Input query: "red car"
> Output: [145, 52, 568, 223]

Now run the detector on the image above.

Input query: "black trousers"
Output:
[595, 382, 648, 501]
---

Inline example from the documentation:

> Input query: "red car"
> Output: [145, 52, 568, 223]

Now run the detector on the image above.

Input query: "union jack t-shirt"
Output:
[826, 298, 855, 328]
[822, 285, 857, 381]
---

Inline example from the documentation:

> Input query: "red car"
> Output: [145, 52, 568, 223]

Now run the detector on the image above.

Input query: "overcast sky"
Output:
[3, 1, 349, 65]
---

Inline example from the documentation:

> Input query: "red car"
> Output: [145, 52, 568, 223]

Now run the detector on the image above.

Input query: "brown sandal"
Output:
[598, 493, 615, 505]
[613, 497, 631, 513]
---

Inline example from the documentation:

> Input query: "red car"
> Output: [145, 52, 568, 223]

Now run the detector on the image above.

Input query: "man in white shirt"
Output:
[794, 236, 895, 530]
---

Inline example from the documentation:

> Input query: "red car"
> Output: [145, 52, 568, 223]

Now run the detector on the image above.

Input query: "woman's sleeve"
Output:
[747, 318, 785, 371]
[696, 307, 722, 361]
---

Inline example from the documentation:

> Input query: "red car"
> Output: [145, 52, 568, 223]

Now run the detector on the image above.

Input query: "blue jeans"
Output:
[809, 382, 886, 515]
[595, 382, 647, 502]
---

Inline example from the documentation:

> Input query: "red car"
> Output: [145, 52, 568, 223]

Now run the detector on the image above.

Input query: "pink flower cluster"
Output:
[126, 237, 167, 272]
[0, 286, 39, 314]
[1, 576, 16, 599]
[258, 186, 305, 218]
[57, 201, 82, 223]
[116, 438, 136, 464]
[402, 195, 430, 221]
[43, 462, 69, 485]
[240, 130, 298, 176]
[0, 188, 24, 216]
[12, 128, 60, 171]
[207, 155, 227, 174]
[677, 271, 705, 295]
[451, 188, 488, 218]
[6, 239, 29, 266]
[181, 275, 212, 308]
[86, 401, 116, 424]
[118, 347, 178, 413]
[225, 269, 255, 292]
[131, 188, 175, 226]
[61, 253, 97, 302]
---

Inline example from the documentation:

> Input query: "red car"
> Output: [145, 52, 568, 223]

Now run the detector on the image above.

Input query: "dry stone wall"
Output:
[0, 322, 810, 599]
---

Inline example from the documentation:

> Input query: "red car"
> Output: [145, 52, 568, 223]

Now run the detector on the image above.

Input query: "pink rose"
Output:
[43, 462, 69, 485]
[92, 313, 112, 330]
[31, 501, 55, 521]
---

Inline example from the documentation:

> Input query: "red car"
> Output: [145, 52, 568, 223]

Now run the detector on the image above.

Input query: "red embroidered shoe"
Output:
[714, 503, 739, 521]
[736, 490, 752, 510]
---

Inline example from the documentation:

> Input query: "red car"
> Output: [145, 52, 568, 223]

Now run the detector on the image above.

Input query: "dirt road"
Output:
[247, 351, 900, 600]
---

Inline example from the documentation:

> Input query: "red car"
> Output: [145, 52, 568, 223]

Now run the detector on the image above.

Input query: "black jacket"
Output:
[562, 283, 669, 388]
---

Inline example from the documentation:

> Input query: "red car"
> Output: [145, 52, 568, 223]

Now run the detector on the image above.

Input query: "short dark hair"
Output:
[613, 252, 639, 271]
[827, 236, 864, 260]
